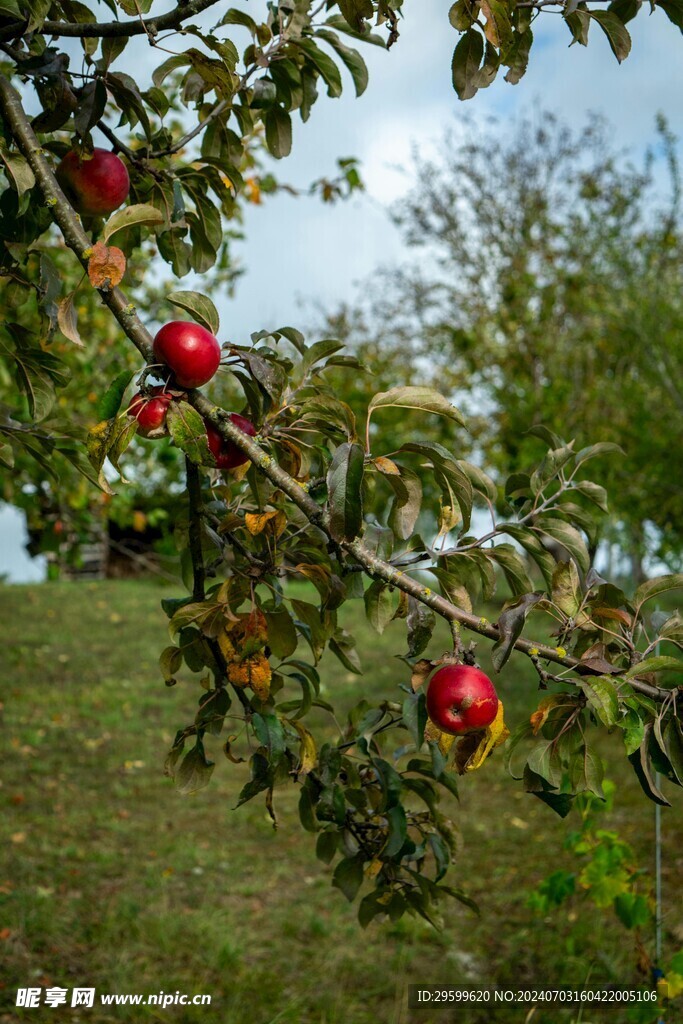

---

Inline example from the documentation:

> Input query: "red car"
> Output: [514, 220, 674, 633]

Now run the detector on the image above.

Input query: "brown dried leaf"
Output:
[245, 509, 287, 538]
[411, 658, 435, 692]
[87, 241, 126, 289]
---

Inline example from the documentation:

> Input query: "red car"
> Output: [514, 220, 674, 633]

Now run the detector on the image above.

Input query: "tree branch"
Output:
[0, 77, 154, 363]
[185, 456, 206, 602]
[0, 72, 673, 705]
[0, 0, 224, 42]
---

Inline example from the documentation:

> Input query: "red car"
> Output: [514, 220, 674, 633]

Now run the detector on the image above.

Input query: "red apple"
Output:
[153, 321, 221, 389]
[56, 148, 130, 217]
[127, 386, 172, 438]
[205, 414, 256, 469]
[426, 663, 499, 735]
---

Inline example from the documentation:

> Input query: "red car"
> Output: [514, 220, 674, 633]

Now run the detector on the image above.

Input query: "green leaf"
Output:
[614, 892, 651, 929]
[166, 401, 213, 465]
[316, 829, 339, 864]
[326, 441, 364, 542]
[102, 203, 164, 243]
[580, 677, 619, 727]
[533, 517, 590, 574]
[551, 560, 582, 617]
[264, 608, 298, 659]
[403, 690, 428, 748]
[159, 645, 182, 683]
[166, 290, 219, 335]
[451, 28, 484, 101]
[664, 715, 683, 786]
[634, 573, 683, 609]
[175, 743, 215, 795]
[657, 0, 683, 32]
[264, 106, 293, 159]
[316, 29, 369, 96]
[0, 148, 35, 196]
[503, 26, 533, 84]
[657, 611, 683, 647]
[527, 741, 563, 788]
[337, 0, 373, 31]
[618, 707, 645, 756]
[588, 10, 632, 62]
[74, 78, 107, 137]
[8, 329, 69, 422]
[623, 656, 682, 679]
[405, 596, 435, 657]
[489, 543, 534, 598]
[107, 417, 137, 478]
[499, 523, 556, 588]
[386, 467, 422, 541]
[628, 725, 671, 806]
[491, 592, 544, 671]
[574, 440, 624, 466]
[252, 712, 286, 762]
[449, 0, 476, 30]
[574, 480, 609, 513]
[291, 600, 334, 663]
[329, 629, 362, 674]
[385, 804, 408, 857]
[368, 385, 466, 428]
[333, 855, 365, 902]
[297, 38, 344, 97]
[569, 744, 605, 797]
[457, 460, 497, 502]
[97, 370, 134, 421]
[364, 579, 394, 634]
[533, 791, 575, 818]
[399, 441, 473, 532]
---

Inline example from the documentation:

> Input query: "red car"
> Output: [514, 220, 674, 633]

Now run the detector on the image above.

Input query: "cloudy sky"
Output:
[2, 0, 682, 581]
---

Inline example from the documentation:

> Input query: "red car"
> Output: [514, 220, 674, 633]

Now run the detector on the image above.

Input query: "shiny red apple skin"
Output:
[153, 321, 221, 389]
[56, 148, 130, 217]
[426, 664, 499, 735]
[205, 414, 256, 469]
[127, 387, 172, 438]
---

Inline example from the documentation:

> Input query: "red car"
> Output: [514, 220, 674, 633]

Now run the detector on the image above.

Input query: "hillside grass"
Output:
[0, 580, 681, 1024]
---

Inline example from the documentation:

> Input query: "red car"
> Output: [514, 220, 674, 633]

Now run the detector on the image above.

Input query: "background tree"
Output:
[0, 0, 681, 945]
[320, 113, 683, 576]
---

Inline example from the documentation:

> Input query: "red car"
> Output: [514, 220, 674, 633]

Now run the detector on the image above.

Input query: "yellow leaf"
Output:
[365, 858, 383, 879]
[245, 509, 287, 538]
[530, 694, 568, 735]
[294, 563, 331, 589]
[132, 510, 147, 532]
[218, 631, 237, 662]
[425, 719, 456, 755]
[247, 653, 272, 700]
[663, 972, 683, 1000]
[373, 455, 400, 476]
[455, 701, 509, 774]
[289, 719, 317, 774]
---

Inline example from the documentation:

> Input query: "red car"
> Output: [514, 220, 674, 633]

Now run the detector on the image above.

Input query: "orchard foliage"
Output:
[0, 0, 682, 929]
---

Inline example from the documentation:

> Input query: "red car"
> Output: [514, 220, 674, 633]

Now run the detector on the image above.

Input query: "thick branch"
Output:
[185, 456, 206, 602]
[0, 77, 154, 363]
[0, 72, 673, 705]
[0, 0, 223, 42]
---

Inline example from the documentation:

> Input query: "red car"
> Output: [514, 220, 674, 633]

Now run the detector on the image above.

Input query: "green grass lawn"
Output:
[0, 580, 681, 1024]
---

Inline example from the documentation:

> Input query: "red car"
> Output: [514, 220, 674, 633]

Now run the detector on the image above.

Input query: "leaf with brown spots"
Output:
[87, 241, 126, 289]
